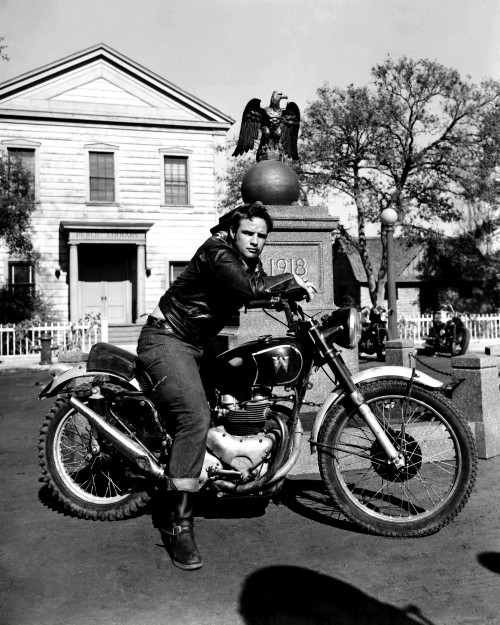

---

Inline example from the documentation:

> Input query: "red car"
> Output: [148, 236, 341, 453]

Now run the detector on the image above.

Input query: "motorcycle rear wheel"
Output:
[39, 396, 151, 520]
[318, 379, 477, 537]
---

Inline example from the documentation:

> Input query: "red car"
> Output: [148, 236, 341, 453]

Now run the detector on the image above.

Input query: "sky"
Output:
[1, 0, 499, 236]
[1, 0, 500, 129]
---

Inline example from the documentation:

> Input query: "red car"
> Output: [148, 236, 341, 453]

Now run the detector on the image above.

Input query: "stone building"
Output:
[0, 44, 233, 341]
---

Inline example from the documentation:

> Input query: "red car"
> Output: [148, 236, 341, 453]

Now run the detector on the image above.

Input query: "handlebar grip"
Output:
[246, 298, 274, 309]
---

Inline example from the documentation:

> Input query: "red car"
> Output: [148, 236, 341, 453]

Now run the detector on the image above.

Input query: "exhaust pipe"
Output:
[69, 396, 165, 479]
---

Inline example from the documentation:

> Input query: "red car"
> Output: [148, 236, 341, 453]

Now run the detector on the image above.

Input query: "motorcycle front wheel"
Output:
[451, 328, 471, 357]
[39, 397, 151, 520]
[318, 379, 477, 537]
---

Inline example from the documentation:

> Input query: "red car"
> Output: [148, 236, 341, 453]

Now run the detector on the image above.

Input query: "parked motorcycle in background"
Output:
[424, 305, 470, 357]
[38, 290, 477, 538]
[358, 306, 388, 361]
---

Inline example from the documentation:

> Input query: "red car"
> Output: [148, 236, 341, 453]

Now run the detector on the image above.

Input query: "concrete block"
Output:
[385, 339, 414, 368]
[451, 353, 500, 459]
[58, 349, 89, 363]
[485, 344, 500, 357]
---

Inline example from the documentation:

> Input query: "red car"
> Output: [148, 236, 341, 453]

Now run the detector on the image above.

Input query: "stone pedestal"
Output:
[385, 339, 415, 368]
[221, 204, 358, 404]
[451, 353, 500, 459]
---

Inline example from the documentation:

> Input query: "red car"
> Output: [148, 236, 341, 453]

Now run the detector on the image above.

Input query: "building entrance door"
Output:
[79, 245, 134, 323]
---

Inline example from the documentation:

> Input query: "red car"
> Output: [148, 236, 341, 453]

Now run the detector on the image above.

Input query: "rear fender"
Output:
[310, 366, 444, 448]
[38, 362, 141, 399]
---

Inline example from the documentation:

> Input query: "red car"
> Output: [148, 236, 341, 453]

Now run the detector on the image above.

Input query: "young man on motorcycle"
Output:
[137, 202, 316, 570]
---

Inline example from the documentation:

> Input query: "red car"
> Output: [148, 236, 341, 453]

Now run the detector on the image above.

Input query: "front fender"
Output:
[38, 362, 141, 398]
[310, 366, 444, 447]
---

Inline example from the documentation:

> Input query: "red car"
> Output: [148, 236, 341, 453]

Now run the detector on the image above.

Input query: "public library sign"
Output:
[61, 221, 154, 245]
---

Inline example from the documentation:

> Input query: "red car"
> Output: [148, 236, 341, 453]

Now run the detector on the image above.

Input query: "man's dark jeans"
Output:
[137, 325, 210, 492]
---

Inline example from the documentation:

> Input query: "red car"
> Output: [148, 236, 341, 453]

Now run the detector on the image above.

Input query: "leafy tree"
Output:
[300, 56, 500, 305]
[0, 152, 38, 259]
[0, 284, 53, 324]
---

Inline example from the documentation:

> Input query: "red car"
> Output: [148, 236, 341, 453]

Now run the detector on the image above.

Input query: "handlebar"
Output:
[246, 286, 307, 310]
[246, 290, 308, 332]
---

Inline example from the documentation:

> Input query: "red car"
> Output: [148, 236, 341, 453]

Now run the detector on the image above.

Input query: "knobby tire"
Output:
[318, 379, 477, 537]
[39, 396, 151, 520]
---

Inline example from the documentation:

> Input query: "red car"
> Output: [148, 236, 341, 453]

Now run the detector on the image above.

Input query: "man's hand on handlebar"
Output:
[293, 275, 318, 302]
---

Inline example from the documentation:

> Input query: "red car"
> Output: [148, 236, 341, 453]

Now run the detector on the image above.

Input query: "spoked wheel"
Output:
[318, 379, 477, 537]
[39, 397, 151, 520]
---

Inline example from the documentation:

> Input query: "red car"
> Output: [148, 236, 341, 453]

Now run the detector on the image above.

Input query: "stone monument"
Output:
[213, 92, 358, 403]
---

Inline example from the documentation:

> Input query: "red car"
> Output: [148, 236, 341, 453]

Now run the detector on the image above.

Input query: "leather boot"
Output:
[162, 491, 203, 570]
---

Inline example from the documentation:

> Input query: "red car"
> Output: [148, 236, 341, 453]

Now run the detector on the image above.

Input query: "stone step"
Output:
[107, 323, 142, 344]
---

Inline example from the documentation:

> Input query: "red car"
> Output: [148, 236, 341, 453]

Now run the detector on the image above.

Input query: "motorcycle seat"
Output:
[87, 342, 137, 381]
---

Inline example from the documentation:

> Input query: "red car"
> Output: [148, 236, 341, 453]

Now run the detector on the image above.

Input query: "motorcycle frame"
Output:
[39, 299, 446, 492]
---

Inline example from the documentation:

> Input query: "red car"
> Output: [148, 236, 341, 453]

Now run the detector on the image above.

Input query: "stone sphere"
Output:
[241, 160, 300, 205]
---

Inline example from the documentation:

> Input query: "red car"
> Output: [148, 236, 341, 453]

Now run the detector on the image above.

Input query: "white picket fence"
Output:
[0, 319, 109, 357]
[398, 313, 500, 342]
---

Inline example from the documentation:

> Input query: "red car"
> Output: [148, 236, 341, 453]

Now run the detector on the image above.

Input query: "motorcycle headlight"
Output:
[319, 307, 361, 350]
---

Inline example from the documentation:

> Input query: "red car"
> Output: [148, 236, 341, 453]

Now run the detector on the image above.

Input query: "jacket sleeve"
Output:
[205, 246, 297, 300]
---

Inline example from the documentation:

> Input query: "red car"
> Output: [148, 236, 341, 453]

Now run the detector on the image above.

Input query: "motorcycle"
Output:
[38, 289, 477, 537]
[358, 306, 388, 361]
[424, 305, 471, 357]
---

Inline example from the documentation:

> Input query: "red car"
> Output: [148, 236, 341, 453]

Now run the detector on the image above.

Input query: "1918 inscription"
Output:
[269, 258, 307, 276]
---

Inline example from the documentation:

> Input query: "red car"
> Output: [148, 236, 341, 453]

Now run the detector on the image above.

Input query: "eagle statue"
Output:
[232, 91, 300, 162]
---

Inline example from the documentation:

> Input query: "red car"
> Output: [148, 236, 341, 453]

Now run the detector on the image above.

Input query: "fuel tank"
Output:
[215, 335, 305, 389]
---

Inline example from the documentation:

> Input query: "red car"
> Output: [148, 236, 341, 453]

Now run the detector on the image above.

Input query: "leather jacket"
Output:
[159, 231, 296, 345]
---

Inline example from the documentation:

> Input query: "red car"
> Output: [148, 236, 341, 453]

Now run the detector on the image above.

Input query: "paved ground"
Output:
[1, 362, 500, 625]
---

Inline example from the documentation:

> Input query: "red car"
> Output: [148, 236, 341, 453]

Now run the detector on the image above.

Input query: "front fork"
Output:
[348, 389, 405, 468]
[309, 322, 405, 469]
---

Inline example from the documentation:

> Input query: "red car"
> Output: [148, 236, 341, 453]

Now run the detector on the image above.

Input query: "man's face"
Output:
[231, 217, 268, 260]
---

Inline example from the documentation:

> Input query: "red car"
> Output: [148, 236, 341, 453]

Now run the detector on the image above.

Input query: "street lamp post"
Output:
[381, 208, 399, 340]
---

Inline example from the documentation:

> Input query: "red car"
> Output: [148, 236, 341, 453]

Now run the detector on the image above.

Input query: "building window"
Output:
[89, 151, 115, 202]
[164, 156, 189, 205]
[7, 148, 36, 199]
[9, 262, 35, 295]
[8, 148, 35, 178]
[169, 261, 188, 285]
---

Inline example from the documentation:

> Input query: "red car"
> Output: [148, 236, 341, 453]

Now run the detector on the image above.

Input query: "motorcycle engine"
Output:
[200, 386, 277, 483]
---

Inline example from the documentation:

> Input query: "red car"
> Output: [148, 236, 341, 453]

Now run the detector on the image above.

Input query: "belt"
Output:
[145, 315, 175, 332]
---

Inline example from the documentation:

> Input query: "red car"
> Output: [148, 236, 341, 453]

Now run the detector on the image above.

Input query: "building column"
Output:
[69, 243, 79, 322]
[136, 243, 146, 322]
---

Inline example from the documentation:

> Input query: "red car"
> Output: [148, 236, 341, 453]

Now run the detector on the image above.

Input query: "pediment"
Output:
[51, 77, 154, 107]
[0, 45, 233, 129]
[1, 138, 41, 147]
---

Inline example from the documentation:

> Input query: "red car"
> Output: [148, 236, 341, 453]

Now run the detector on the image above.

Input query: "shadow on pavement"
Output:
[239, 565, 435, 625]
[38, 481, 72, 516]
[477, 552, 500, 575]
[278, 477, 364, 534]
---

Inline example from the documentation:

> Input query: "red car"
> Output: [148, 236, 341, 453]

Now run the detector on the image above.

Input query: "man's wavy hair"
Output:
[229, 201, 273, 234]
